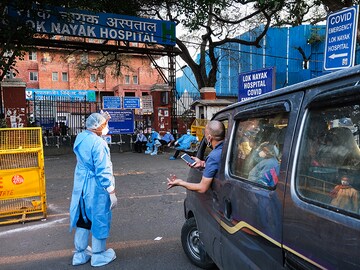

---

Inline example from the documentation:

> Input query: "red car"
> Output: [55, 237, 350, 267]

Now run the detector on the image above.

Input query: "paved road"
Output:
[0, 151, 204, 270]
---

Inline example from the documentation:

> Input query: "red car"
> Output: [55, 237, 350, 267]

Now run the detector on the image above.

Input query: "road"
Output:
[0, 151, 203, 270]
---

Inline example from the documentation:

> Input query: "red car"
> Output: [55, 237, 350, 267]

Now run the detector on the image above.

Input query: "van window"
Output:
[296, 103, 360, 217]
[229, 113, 288, 187]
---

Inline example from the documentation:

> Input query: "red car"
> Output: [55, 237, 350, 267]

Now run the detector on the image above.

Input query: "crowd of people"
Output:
[133, 126, 195, 157]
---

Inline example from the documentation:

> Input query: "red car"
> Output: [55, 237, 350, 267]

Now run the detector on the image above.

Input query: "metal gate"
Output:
[0, 128, 47, 225]
[26, 95, 101, 136]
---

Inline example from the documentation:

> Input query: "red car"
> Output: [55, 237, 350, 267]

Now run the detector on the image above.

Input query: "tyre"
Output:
[181, 217, 216, 269]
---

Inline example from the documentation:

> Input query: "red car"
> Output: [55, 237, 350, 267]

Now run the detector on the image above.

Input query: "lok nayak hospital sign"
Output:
[7, 5, 176, 46]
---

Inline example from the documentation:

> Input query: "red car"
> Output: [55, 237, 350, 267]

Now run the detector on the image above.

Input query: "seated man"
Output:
[248, 142, 280, 187]
[169, 129, 198, 160]
[145, 128, 162, 155]
[134, 129, 148, 153]
[159, 130, 175, 147]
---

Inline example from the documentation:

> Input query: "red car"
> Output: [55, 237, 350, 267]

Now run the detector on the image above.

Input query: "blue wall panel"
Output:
[177, 24, 336, 98]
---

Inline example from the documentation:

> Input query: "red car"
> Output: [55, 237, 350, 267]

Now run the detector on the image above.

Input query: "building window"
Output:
[133, 75, 138, 84]
[29, 52, 37, 61]
[42, 52, 51, 62]
[160, 92, 169, 105]
[125, 75, 130, 84]
[98, 74, 105, 83]
[81, 53, 88, 64]
[29, 71, 38, 81]
[52, 72, 58, 81]
[62, 72, 68, 82]
[125, 92, 135, 96]
[90, 74, 96, 83]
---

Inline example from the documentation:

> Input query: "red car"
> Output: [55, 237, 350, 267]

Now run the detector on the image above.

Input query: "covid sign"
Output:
[238, 67, 275, 102]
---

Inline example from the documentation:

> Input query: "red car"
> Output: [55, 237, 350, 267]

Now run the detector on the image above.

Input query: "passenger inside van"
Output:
[314, 127, 360, 168]
[330, 175, 359, 213]
[248, 142, 280, 187]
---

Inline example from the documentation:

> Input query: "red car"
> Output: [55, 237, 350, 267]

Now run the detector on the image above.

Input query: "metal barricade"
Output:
[191, 119, 208, 141]
[0, 128, 47, 225]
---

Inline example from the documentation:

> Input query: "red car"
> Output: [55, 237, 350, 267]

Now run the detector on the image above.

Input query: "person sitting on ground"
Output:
[134, 129, 148, 153]
[169, 129, 198, 160]
[248, 142, 280, 187]
[145, 128, 162, 156]
[159, 130, 175, 147]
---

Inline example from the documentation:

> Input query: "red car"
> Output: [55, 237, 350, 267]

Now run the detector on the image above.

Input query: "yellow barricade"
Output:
[191, 119, 208, 141]
[0, 128, 47, 225]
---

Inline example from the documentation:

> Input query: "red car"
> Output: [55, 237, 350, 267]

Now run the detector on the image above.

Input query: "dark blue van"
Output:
[181, 65, 360, 269]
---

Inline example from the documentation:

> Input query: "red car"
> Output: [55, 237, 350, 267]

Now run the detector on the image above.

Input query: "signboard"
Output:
[324, 6, 359, 71]
[123, 97, 140, 109]
[103, 96, 122, 109]
[140, 95, 153, 114]
[107, 109, 134, 134]
[238, 67, 275, 102]
[102, 135, 112, 144]
[26, 89, 96, 101]
[8, 5, 176, 46]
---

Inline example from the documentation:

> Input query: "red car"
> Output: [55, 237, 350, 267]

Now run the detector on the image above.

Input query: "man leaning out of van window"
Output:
[167, 120, 225, 193]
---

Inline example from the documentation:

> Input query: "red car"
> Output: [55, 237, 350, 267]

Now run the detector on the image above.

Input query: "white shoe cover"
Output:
[91, 248, 116, 267]
[72, 246, 92, 266]
[72, 228, 91, 266]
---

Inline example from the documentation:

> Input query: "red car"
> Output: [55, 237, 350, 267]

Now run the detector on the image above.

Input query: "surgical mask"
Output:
[341, 180, 349, 185]
[166, 132, 170, 134]
[151, 130, 154, 133]
[187, 132, 191, 135]
[259, 151, 266, 158]
[102, 126, 109, 135]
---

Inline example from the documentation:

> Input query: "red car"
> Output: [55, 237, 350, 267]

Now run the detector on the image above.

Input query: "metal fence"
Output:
[0, 127, 47, 225]
[26, 95, 101, 136]
[25, 92, 200, 147]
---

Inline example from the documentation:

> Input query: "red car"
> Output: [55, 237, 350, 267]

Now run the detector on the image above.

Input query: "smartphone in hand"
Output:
[181, 153, 196, 166]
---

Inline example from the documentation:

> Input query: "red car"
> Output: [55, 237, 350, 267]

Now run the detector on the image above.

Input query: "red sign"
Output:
[12, 175, 24, 185]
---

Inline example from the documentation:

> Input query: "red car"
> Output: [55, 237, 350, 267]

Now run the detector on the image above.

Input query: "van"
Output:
[180, 65, 360, 269]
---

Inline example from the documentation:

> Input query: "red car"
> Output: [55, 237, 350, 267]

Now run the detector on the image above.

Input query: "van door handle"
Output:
[224, 199, 232, 220]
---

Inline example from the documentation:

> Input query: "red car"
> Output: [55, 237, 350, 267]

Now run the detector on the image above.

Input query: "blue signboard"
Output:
[103, 96, 122, 109]
[26, 89, 96, 101]
[324, 6, 359, 71]
[123, 97, 141, 109]
[238, 67, 275, 102]
[107, 109, 134, 134]
[8, 5, 176, 46]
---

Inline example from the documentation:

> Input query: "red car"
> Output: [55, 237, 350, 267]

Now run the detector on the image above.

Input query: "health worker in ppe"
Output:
[69, 112, 118, 267]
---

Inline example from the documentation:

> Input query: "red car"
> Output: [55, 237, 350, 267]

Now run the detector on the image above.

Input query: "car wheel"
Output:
[181, 217, 216, 269]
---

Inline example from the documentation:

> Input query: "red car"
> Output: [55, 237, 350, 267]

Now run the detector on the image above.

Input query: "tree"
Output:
[0, 0, 164, 81]
[139, 0, 290, 90]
